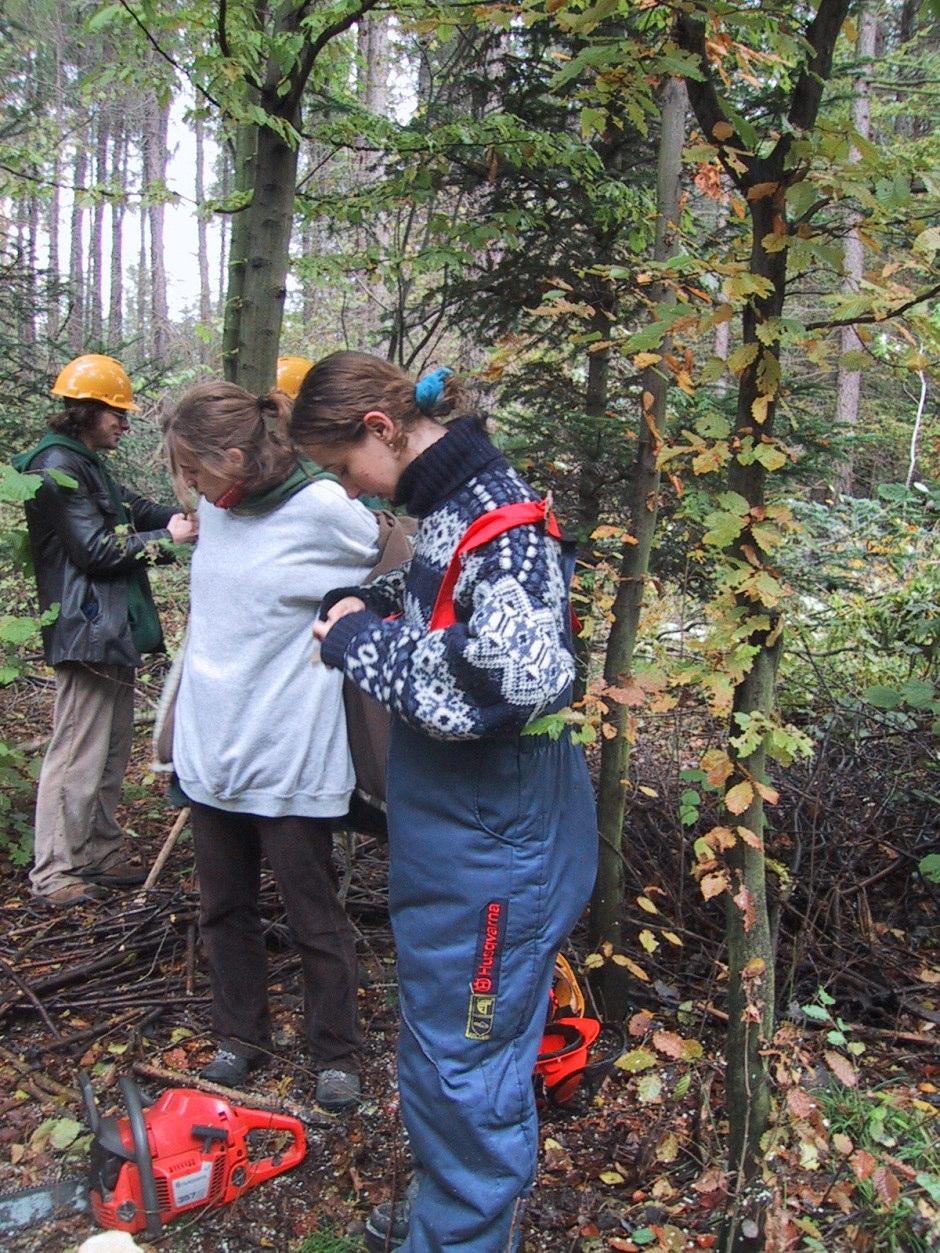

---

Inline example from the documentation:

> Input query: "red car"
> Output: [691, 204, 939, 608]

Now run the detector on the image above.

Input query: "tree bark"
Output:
[358, 11, 389, 115]
[137, 165, 150, 363]
[590, 77, 687, 1016]
[143, 90, 171, 360]
[16, 193, 37, 347]
[222, 121, 257, 382]
[217, 142, 231, 322]
[833, 0, 878, 498]
[222, 1, 380, 391]
[354, 12, 391, 345]
[108, 122, 126, 347]
[66, 135, 88, 353]
[675, 6, 851, 1240]
[572, 323, 610, 704]
[88, 111, 109, 345]
[195, 113, 212, 359]
[47, 19, 64, 343]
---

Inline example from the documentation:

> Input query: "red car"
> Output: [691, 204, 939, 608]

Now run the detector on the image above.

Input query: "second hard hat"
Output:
[277, 356, 314, 400]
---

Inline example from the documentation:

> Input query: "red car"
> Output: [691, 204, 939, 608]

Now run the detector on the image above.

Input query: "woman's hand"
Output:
[313, 596, 366, 642]
[167, 512, 199, 543]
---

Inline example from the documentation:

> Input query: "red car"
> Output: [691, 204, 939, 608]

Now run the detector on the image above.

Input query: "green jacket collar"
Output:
[227, 460, 336, 517]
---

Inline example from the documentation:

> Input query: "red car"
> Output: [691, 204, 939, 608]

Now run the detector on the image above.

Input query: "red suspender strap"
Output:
[428, 498, 562, 631]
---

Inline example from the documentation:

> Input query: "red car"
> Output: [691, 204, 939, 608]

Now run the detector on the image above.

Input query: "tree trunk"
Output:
[358, 12, 389, 114]
[833, 0, 877, 498]
[222, 122, 258, 383]
[88, 112, 109, 345]
[674, 11, 851, 1236]
[47, 20, 65, 344]
[590, 77, 687, 1016]
[66, 135, 87, 353]
[572, 327, 610, 704]
[108, 122, 126, 347]
[217, 143, 231, 323]
[229, 122, 298, 391]
[25, 192, 40, 346]
[137, 169, 150, 363]
[195, 113, 212, 359]
[301, 211, 318, 332]
[355, 12, 390, 345]
[221, 1, 380, 390]
[144, 91, 171, 360]
[16, 194, 37, 347]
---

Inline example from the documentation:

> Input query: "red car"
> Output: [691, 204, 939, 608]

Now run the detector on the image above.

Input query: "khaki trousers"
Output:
[30, 662, 135, 895]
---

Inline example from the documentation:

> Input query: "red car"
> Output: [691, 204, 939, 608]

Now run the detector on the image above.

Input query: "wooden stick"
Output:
[0, 954, 64, 1040]
[136, 807, 191, 899]
[131, 1060, 334, 1126]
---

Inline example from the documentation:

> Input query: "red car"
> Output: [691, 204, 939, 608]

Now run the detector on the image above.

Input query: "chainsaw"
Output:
[0, 1073, 306, 1238]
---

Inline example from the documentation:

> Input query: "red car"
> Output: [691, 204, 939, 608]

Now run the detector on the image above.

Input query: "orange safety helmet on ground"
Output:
[276, 356, 314, 400]
[51, 354, 140, 412]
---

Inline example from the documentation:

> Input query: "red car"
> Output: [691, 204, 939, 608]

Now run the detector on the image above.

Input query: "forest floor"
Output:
[0, 661, 938, 1253]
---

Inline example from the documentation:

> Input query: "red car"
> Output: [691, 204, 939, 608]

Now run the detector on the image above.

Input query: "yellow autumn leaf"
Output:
[725, 780, 754, 815]
[661, 930, 683, 946]
[639, 929, 659, 953]
[736, 825, 763, 849]
[751, 394, 771, 424]
[634, 352, 662, 369]
[636, 895, 659, 913]
[600, 1170, 625, 1185]
[638, 785, 659, 798]
[610, 954, 650, 981]
[700, 871, 729, 901]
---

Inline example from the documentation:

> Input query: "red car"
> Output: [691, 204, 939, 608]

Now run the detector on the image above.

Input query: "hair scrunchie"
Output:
[414, 367, 453, 414]
[257, 392, 279, 432]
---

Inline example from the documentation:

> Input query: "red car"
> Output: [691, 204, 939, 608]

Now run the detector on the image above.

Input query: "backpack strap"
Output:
[428, 498, 562, 631]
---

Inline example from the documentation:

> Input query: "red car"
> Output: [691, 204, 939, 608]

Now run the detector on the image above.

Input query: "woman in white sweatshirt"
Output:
[163, 381, 379, 1110]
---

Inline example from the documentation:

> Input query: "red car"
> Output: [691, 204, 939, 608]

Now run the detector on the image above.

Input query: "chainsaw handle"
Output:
[234, 1105, 307, 1178]
[119, 1075, 163, 1241]
[78, 1070, 99, 1134]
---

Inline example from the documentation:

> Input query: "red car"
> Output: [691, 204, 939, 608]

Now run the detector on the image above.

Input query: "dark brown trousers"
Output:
[191, 803, 362, 1069]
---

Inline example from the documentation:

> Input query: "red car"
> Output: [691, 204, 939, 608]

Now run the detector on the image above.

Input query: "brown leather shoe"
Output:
[81, 859, 147, 887]
[35, 883, 109, 909]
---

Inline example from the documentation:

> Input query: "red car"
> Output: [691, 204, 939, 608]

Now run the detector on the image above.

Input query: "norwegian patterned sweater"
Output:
[319, 416, 574, 741]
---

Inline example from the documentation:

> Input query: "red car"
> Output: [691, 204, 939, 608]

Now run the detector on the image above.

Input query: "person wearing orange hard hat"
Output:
[276, 355, 314, 400]
[12, 355, 198, 909]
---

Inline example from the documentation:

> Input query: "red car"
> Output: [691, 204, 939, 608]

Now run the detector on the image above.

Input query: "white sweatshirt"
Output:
[173, 480, 379, 817]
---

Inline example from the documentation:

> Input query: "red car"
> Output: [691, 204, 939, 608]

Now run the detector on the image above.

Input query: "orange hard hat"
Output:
[276, 356, 314, 400]
[51, 355, 140, 412]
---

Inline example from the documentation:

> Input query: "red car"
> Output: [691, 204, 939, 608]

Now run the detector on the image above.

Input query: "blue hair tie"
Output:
[414, 367, 453, 414]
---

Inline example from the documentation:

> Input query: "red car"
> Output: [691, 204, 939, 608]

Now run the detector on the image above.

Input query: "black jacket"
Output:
[21, 445, 175, 667]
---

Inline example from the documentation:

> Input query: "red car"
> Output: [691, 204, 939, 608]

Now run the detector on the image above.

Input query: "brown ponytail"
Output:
[290, 351, 467, 451]
[164, 381, 297, 495]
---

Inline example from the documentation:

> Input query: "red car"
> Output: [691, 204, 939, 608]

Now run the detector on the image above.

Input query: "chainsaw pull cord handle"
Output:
[118, 1075, 163, 1240]
[232, 1104, 307, 1182]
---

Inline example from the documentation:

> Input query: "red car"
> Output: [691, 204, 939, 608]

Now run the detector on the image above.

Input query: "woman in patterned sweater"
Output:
[292, 352, 597, 1252]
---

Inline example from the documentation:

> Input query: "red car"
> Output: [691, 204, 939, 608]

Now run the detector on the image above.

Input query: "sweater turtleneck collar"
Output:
[394, 416, 504, 517]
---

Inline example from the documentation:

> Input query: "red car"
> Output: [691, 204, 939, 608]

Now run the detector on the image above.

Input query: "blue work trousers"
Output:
[387, 721, 598, 1251]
